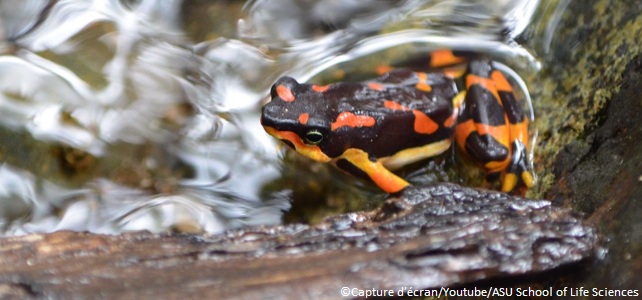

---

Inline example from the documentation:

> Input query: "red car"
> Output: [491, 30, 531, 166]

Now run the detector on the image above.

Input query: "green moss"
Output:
[524, 0, 642, 198]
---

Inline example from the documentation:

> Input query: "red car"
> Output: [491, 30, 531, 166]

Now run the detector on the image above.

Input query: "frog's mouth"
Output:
[263, 126, 331, 162]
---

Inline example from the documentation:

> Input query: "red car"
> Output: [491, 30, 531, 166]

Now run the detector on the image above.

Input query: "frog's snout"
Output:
[260, 102, 283, 128]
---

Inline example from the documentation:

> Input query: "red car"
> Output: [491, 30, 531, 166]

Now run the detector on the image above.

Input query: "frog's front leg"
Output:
[334, 148, 409, 193]
[455, 60, 535, 192]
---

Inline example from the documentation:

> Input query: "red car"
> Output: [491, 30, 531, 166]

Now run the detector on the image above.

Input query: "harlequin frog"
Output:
[261, 50, 534, 193]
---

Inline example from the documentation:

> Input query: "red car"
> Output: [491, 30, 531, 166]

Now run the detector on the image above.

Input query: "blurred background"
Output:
[0, 0, 547, 235]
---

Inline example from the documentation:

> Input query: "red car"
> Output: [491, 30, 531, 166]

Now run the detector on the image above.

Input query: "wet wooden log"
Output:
[0, 183, 597, 299]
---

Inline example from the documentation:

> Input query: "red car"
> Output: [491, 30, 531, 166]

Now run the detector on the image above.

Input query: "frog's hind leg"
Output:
[455, 60, 534, 192]
[490, 64, 535, 191]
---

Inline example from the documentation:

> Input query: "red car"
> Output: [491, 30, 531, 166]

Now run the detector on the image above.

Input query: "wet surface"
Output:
[518, 0, 642, 293]
[0, 0, 542, 235]
[0, 0, 640, 297]
[549, 53, 642, 292]
[0, 183, 596, 299]
[0, 0, 290, 234]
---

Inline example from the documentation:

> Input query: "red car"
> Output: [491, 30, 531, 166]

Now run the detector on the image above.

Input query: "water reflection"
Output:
[0, 0, 543, 235]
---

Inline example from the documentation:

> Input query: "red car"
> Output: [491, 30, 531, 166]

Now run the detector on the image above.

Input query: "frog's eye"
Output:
[304, 130, 324, 145]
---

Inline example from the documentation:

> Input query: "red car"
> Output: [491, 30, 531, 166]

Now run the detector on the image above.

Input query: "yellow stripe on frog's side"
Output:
[264, 126, 331, 162]
[339, 148, 409, 193]
[377, 139, 452, 171]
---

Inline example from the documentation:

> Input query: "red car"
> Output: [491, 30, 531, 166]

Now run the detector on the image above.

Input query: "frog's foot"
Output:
[501, 140, 535, 192]
[456, 60, 535, 193]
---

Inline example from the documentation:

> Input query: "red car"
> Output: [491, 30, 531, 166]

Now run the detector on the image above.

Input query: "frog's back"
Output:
[311, 71, 459, 158]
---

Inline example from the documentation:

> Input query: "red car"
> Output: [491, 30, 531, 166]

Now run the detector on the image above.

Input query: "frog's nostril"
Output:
[261, 104, 288, 127]
[262, 103, 276, 115]
[260, 106, 273, 126]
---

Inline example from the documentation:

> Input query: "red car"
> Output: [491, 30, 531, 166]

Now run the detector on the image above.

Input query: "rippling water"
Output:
[0, 0, 549, 235]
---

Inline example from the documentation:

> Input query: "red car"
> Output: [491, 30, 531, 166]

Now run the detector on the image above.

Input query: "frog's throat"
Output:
[264, 127, 331, 162]
[378, 139, 452, 170]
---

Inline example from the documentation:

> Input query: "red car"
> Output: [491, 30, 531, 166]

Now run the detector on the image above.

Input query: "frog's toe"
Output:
[501, 173, 518, 192]
[501, 141, 534, 192]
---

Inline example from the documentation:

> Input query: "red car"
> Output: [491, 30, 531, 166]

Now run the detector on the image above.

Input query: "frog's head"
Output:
[261, 76, 333, 162]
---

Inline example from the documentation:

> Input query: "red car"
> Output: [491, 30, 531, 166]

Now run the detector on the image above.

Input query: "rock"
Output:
[549, 53, 642, 291]
[0, 184, 596, 299]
